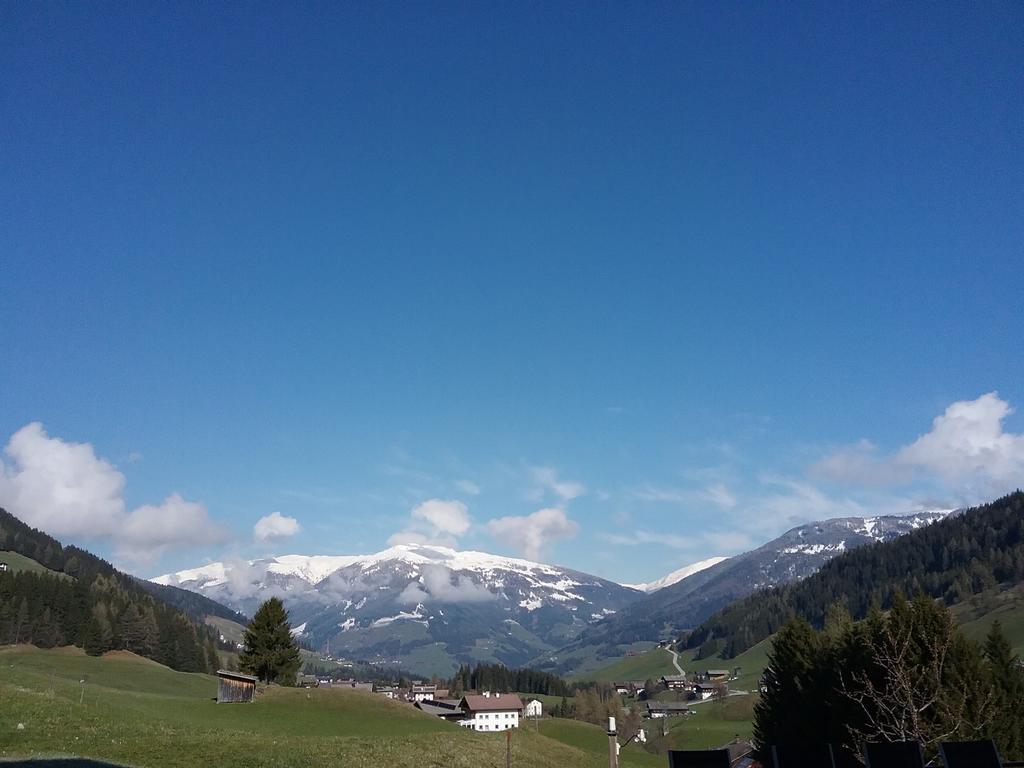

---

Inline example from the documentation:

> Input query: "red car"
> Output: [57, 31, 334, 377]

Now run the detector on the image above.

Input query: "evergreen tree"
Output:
[238, 598, 301, 685]
[984, 621, 1024, 759]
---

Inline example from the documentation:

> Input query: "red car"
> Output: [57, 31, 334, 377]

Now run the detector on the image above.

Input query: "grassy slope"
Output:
[0, 646, 603, 768]
[0, 550, 71, 579]
[951, 584, 1024, 655]
[578, 648, 678, 683]
[205, 615, 247, 646]
[663, 696, 756, 750]
[536, 718, 663, 767]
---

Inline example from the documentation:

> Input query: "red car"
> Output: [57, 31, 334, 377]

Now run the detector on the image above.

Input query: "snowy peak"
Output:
[624, 556, 729, 593]
[152, 543, 575, 589]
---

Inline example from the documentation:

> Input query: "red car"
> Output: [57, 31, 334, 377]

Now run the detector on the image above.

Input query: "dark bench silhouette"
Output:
[667, 748, 732, 768]
[940, 740, 1003, 768]
[771, 744, 838, 768]
[864, 740, 926, 768]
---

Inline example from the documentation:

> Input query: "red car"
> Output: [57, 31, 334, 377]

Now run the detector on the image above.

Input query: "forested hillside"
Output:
[137, 578, 248, 625]
[0, 507, 227, 673]
[687, 491, 1024, 657]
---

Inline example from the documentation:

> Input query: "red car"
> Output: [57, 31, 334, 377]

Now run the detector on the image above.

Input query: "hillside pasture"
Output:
[0, 645, 640, 768]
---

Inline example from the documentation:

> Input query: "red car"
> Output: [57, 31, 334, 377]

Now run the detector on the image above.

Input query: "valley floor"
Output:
[0, 646, 662, 768]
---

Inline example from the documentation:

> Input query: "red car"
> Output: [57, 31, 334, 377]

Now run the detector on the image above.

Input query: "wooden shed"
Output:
[217, 670, 258, 703]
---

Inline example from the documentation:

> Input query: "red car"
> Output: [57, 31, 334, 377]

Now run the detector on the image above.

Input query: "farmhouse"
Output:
[216, 670, 257, 703]
[661, 675, 688, 690]
[458, 692, 523, 732]
[645, 701, 691, 718]
[524, 698, 543, 717]
[0, 562, 8, 572]
[375, 685, 397, 699]
[692, 683, 720, 700]
[411, 684, 436, 702]
[613, 682, 632, 695]
[703, 669, 730, 682]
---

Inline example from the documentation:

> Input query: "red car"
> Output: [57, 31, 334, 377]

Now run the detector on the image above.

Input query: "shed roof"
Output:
[217, 670, 258, 683]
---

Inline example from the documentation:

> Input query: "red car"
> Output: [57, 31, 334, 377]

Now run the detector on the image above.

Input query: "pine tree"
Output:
[984, 621, 1024, 759]
[238, 598, 301, 685]
[82, 615, 107, 656]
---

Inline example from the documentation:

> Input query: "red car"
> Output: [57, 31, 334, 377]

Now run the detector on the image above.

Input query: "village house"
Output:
[691, 683, 720, 701]
[613, 682, 632, 695]
[661, 675, 688, 690]
[702, 669, 730, 682]
[374, 685, 397, 699]
[0, 562, 9, 572]
[411, 684, 436, 702]
[458, 692, 523, 732]
[645, 701, 691, 718]
[523, 698, 543, 718]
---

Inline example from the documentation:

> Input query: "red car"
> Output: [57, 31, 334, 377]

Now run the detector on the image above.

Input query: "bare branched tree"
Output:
[837, 606, 993, 757]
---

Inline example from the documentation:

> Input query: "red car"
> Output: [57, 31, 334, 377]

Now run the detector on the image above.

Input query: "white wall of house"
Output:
[413, 691, 434, 702]
[460, 710, 520, 731]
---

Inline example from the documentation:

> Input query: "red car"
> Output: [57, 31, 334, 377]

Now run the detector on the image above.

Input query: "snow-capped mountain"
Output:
[542, 509, 953, 675]
[152, 543, 643, 676]
[624, 556, 730, 594]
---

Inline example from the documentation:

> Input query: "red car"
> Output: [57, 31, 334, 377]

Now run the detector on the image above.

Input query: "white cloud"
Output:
[814, 393, 1024, 500]
[455, 479, 481, 496]
[487, 507, 580, 560]
[253, 511, 301, 542]
[529, 466, 585, 502]
[397, 564, 494, 604]
[386, 498, 471, 548]
[411, 499, 471, 536]
[896, 392, 1024, 492]
[0, 422, 126, 538]
[0, 422, 229, 560]
[119, 494, 228, 561]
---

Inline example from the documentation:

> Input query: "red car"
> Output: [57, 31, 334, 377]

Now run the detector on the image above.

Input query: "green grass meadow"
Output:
[0, 551, 71, 579]
[0, 645, 675, 768]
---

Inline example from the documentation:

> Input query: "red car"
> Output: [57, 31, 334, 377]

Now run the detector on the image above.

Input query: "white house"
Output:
[458, 692, 523, 732]
[692, 683, 718, 701]
[411, 684, 436, 702]
[524, 699, 543, 718]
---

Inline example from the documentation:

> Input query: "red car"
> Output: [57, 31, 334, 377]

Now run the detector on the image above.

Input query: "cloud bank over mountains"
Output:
[1, 392, 1020, 578]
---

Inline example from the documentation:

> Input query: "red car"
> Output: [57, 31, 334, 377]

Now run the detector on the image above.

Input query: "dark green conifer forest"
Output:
[755, 594, 1024, 763]
[0, 507, 226, 673]
[687, 491, 1024, 657]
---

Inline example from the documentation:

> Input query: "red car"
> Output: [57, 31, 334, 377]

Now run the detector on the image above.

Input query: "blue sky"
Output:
[1, 2, 1022, 584]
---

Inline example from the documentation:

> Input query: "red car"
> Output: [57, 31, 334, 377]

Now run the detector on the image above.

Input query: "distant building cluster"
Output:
[292, 673, 539, 732]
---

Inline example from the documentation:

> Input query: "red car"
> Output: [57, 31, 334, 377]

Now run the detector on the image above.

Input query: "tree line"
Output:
[0, 507, 227, 673]
[686, 491, 1024, 658]
[755, 593, 1024, 764]
[447, 662, 572, 697]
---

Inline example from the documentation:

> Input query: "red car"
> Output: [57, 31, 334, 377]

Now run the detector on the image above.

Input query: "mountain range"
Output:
[539, 509, 951, 674]
[153, 508, 951, 676]
[152, 544, 641, 675]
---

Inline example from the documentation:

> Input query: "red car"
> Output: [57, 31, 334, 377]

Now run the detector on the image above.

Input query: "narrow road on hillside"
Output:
[665, 645, 684, 674]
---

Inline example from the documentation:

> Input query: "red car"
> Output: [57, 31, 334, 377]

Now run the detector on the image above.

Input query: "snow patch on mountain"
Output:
[624, 556, 729, 593]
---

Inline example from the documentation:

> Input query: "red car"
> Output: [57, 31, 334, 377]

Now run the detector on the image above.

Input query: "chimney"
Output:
[496, 692, 501, 698]
[483, 691, 490, 698]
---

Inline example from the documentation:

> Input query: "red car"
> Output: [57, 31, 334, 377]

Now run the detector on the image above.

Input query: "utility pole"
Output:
[607, 716, 618, 768]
